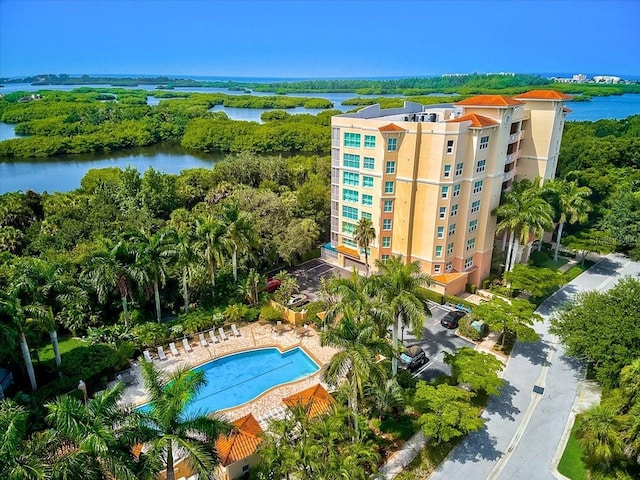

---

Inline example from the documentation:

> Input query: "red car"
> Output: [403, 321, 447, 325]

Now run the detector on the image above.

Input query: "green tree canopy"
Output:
[444, 347, 505, 396]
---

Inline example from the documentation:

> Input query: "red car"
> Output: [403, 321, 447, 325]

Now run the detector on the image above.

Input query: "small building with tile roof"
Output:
[282, 384, 335, 418]
[215, 413, 264, 480]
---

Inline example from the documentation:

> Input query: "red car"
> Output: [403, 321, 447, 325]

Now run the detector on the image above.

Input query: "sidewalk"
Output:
[377, 431, 427, 479]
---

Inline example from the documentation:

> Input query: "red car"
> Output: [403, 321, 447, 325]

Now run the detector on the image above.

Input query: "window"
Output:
[362, 194, 373, 206]
[362, 176, 374, 188]
[242, 465, 250, 473]
[479, 136, 489, 150]
[453, 184, 461, 197]
[383, 200, 393, 212]
[446, 140, 454, 154]
[385, 161, 396, 174]
[435, 245, 443, 258]
[450, 204, 458, 217]
[382, 236, 391, 248]
[476, 159, 486, 173]
[343, 238, 357, 248]
[387, 137, 397, 151]
[447, 242, 454, 254]
[363, 157, 375, 169]
[441, 186, 449, 199]
[381, 254, 390, 261]
[471, 200, 481, 214]
[383, 219, 392, 230]
[364, 135, 376, 148]
[384, 181, 395, 194]
[342, 205, 358, 220]
[361, 212, 372, 220]
[443, 164, 451, 178]
[455, 162, 464, 176]
[343, 171, 359, 186]
[343, 153, 360, 168]
[342, 222, 356, 234]
[342, 189, 359, 203]
[449, 223, 456, 236]
[437, 226, 444, 238]
[439, 206, 446, 219]
[344, 132, 361, 148]
[469, 219, 478, 232]
[466, 238, 476, 251]
[464, 256, 474, 269]
[434, 265, 442, 274]
[473, 180, 483, 194]
[445, 261, 453, 272]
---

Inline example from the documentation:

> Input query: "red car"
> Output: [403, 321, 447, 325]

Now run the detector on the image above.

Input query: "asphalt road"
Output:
[429, 254, 640, 480]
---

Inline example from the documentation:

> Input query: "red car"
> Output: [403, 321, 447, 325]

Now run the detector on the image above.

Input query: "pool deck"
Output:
[115, 322, 337, 424]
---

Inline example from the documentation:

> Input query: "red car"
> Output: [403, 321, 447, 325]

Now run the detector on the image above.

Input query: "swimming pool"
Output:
[173, 347, 319, 415]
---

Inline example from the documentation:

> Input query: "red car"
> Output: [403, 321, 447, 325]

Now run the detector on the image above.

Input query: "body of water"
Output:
[138, 347, 319, 416]
[0, 144, 223, 194]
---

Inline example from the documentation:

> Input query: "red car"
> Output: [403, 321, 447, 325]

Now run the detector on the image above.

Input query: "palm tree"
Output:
[353, 217, 376, 275]
[548, 179, 592, 262]
[173, 227, 200, 314]
[45, 383, 147, 480]
[274, 270, 299, 307]
[129, 229, 177, 323]
[372, 255, 433, 377]
[84, 237, 135, 327]
[219, 201, 256, 281]
[139, 361, 231, 480]
[0, 399, 50, 480]
[241, 268, 263, 306]
[195, 215, 227, 302]
[577, 403, 625, 467]
[321, 309, 392, 434]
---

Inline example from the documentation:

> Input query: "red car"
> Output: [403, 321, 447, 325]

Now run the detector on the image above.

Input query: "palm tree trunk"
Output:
[364, 247, 369, 275]
[232, 247, 238, 281]
[121, 296, 129, 328]
[49, 330, 62, 378]
[153, 278, 162, 323]
[166, 444, 174, 480]
[211, 270, 216, 301]
[505, 230, 515, 273]
[391, 314, 400, 377]
[554, 222, 564, 262]
[20, 332, 37, 391]
[501, 230, 509, 251]
[352, 387, 359, 437]
[182, 267, 190, 314]
[509, 236, 520, 272]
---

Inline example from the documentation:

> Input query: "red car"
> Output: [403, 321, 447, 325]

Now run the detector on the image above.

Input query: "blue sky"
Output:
[1, 0, 639, 79]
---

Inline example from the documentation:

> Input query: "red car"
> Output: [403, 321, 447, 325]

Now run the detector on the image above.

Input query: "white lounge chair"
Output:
[218, 327, 228, 341]
[182, 338, 193, 353]
[143, 350, 153, 363]
[209, 330, 219, 344]
[231, 324, 241, 337]
[199, 333, 209, 347]
[157, 346, 167, 361]
[169, 342, 180, 356]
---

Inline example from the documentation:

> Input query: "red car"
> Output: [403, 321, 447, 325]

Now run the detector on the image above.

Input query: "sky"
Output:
[1, 0, 639, 79]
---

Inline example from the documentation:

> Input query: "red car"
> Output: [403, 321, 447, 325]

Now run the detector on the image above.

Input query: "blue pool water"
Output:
[142, 347, 319, 416]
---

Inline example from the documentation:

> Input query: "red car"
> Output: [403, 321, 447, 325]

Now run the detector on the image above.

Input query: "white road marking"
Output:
[413, 360, 435, 378]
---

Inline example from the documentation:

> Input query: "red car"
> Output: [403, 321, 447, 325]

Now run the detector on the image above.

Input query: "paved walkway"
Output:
[378, 431, 427, 479]
[428, 254, 640, 480]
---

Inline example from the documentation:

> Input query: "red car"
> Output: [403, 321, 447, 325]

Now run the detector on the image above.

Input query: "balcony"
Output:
[503, 170, 515, 182]
[331, 168, 339, 185]
[508, 133, 519, 144]
[505, 150, 519, 165]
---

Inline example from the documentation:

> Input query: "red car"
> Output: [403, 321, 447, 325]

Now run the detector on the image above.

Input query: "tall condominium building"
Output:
[324, 90, 571, 295]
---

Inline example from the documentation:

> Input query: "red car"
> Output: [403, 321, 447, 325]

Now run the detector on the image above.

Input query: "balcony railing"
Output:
[503, 170, 515, 182]
[331, 168, 339, 185]
[508, 133, 519, 144]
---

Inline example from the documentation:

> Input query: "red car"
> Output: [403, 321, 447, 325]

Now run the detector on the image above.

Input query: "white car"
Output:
[288, 294, 309, 308]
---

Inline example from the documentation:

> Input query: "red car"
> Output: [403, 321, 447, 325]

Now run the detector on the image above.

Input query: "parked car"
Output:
[265, 278, 281, 293]
[398, 345, 428, 371]
[288, 293, 309, 308]
[440, 310, 466, 329]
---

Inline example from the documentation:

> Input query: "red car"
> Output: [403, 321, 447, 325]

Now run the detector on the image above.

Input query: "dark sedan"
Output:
[440, 310, 466, 329]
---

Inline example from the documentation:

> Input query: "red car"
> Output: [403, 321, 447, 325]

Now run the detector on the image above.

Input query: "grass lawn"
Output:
[557, 418, 588, 480]
[538, 256, 569, 270]
[378, 414, 418, 441]
[36, 336, 87, 363]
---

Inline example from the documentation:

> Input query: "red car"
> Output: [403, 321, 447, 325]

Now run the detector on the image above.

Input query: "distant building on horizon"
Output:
[324, 90, 572, 295]
[593, 75, 621, 84]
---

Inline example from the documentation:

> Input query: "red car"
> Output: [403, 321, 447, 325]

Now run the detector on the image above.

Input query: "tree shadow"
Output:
[484, 380, 520, 421]
[512, 338, 552, 366]
[448, 426, 503, 463]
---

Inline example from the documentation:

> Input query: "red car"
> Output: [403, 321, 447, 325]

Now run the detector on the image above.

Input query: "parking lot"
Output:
[287, 258, 351, 302]
[401, 303, 475, 381]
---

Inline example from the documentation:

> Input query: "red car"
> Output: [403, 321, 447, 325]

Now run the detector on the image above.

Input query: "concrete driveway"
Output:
[286, 258, 351, 301]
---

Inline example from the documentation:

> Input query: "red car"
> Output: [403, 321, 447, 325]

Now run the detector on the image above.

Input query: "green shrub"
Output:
[529, 250, 550, 267]
[179, 309, 222, 334]
[303, 300, 328, 322]
[132, 322, 168, 348]
[260, 305, 283, 322]
[466, 284, 477, 294]
[444, 295, 474, 311]
[224, 303, 248, 323]
[457, 317, 482, 342]
[420, 288, 444, 304]
[114, 341, 136, 370]
[244, 307, 260, 322]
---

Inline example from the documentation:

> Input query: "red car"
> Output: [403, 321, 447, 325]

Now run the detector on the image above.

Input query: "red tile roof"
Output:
[215, 414, 263, 467]
[336, 245, 360, 258]
[432, 272, 468, 284]
[283, 384, 335, 418]
[378, 123, 405, 132]
[513, 90, 573, 100]
[455, 95, 523, 107]
[446, 113, 499, 128]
